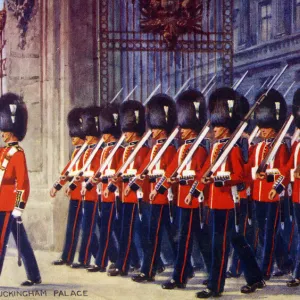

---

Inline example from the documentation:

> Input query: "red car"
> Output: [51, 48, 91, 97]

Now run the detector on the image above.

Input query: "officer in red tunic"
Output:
[195, 88, 264, 298]
[244, 89, 290, 280]
[151, 90, 212, 289]
[86, 103, 124, 272]
[129, 93, 177, 282]
[68, 106, 102, 269]
[50, 108, 85, 266]
[106, 100, 150, 276]
[270, 88, 300, 287]
[0, 93, 41, 286]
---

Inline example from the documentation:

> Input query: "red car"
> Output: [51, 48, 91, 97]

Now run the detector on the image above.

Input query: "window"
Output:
[295, 0, 300, 30]
[259, 2, 272, 42]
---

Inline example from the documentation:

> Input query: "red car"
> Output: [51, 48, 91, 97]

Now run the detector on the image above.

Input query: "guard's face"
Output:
[180, 128, 193, 140]
[103, 133, 112, 143]
[1, 132, 12, 143]
[71, 137, 83, 145]
[213, 126, 229, 139]
[151, 129, 163, 140]
[124, 132, 135, 143]
[260, 128, 276, 139]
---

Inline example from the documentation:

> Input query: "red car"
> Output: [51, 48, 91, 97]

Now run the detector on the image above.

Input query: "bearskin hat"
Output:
[146, 93, 177, 134]
[81, 106, 102, 137]
[293, 89, 300, 129]
[209, 87, 249, 133]
[176, 89, 206, 133]
[67, 107, 85, 139]
[0, 93, 28, 141]
[120, 100, 145, 136]
[255, 89, 287, 131]
[99, 103, 120, 138]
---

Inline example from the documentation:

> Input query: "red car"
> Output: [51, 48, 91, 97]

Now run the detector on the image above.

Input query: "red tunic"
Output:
[134, 140, 177, 205]
[279, 141, 300, 203]
[244, 140, 289, 202]
[55, 146, 84, 200]
[100, 143, 124, 203]
[0, 143, 30, 212]
[196, 141, 244, 210]
[117, 142, 150, 204]
[156, 139, 208, 209]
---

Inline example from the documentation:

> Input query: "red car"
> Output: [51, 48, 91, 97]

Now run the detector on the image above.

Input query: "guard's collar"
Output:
[88, 144, 96, 149]
[217, 138, 230, 143]
[156, 139, 167, 144]
[107, 141, 117, 147]
[129, 140, 139, 146]
[265, 138, 275, 143]
[75, 145, 82, 149]
[184, 138, 196, 144]
[7, 142, 18, 147]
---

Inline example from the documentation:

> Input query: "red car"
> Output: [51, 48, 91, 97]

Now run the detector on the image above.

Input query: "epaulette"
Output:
[14, 145, 24, 152]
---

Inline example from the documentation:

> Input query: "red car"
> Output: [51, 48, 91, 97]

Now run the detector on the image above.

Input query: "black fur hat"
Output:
[293, 89, 300, 129]
[120, 100, 145, 136]
[99, 103, 120, 138]
[81, 106, 102, 137]
[209, 87, 249, 133]
[0, 93, 28, 141]
[146, 93, 177, 134]
[176, 89, 206, 133]
[255, 89, 287, 131]
[67, 107, 85, 139]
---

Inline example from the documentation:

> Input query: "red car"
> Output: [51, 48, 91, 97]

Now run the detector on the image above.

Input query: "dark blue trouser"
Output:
[95, 202, 118, 268]
[173, 207, 211, 284]
[208, 209, 262, 294]
[253, 201, 280, 276]
[229, 198, 255, 276]
[116, 203, 138, 273]
[141, 204, 175, 277]
[11, 217, 41, 282]
[61, 199, 82, 264]
[293, 202, 300, 279]
[78, 200, 99, 265]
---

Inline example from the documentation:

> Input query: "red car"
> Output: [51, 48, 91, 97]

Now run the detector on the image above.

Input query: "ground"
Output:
[0, 249, 300, 300]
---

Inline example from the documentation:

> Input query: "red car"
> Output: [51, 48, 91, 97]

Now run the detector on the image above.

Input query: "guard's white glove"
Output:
[12, 207, 23, 218]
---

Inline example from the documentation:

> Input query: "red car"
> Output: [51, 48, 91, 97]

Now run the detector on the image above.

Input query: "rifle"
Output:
[53, 142, 88, 189]
[123, 85, 138, 102]
[174, 77, 191, 98]
[143, 83, 161, 106]
[16, 217, 22, 267]
[248, 126, 260, 146]
[85, 134, 126, 191]
[244, 85, 254, 97]
[202, 75, 216, 94]
[232, 71, 248, 90]
[68, 137, 105, 190]
[110, 88, 124, 104]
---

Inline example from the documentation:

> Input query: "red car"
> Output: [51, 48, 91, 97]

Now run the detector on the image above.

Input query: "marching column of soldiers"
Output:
[1, 69, 300, 297]
[47, 74, 300, 298]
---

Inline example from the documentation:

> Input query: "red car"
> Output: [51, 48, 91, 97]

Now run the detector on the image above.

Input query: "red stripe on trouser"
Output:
[180, 209, 193, 283]
[101, 203, 115, 268]
[67, 201, 81, 262]
[149, 205, 163, 277]
[236, 213, 248, 274]
[266, 204, 279, 276]
[288, 221, 295, 253]
[84, 203, 97, 265]
[0, 213, 10, 256]
[122, 204, 136, 272]
[217, 211, 229, 293]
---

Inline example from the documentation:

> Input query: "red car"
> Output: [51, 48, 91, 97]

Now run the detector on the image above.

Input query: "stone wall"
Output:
[5, 0, 98, 250]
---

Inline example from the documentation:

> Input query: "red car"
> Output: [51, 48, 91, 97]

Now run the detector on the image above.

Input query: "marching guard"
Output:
[129, 93, 177, 282]
[195, 87, 264, 298]
[0, 93, 41, 286]
[51, 107, 86, 266]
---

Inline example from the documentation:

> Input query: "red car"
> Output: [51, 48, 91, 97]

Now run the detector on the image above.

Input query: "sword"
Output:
[267, 74, 278, 88]
[232, 71, 248, 91]
[288, 183, 293, 222]
[137, 189, 143, 221]
[231, 186, 240, 233]
[16, 217, 22, 267]
[201, 75, 216, 94]
[246, 187, 252, 226]
[260, 76, 270, 90]
[167, 188, 174, 223]
[284, 81, 295, 98]
[276, 81, 284, 91]
[280, 193, 285, 230]
[244, 85, 254, 97]
[204, 82, 216, 97]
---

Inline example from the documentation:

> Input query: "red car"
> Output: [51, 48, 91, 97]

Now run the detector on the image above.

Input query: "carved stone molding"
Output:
[6, 0, 36, 50]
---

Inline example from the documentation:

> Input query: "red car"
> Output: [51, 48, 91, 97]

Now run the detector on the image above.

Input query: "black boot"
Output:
[287, 279, 300, 287]
[21, 279, 42, 286]
[161, 279, 186, 290]
[87, 265, 106, 272]
[107, 268, 128, 276]
[52, 259, 68, 266]
[241, 280, 266, 294]
[70, 263, 90, 269]
[132, 273, 155, 283]
[196, 288, 222, 298]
